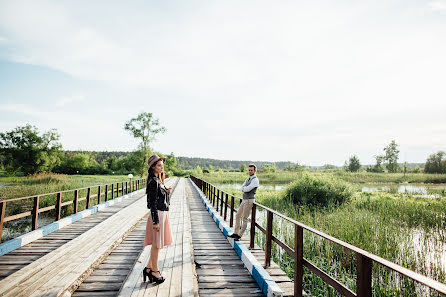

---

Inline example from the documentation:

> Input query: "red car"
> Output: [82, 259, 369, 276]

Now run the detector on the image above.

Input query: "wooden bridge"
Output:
[0, 176, 445, 297]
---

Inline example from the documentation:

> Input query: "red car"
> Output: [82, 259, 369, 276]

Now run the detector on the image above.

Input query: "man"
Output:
[228, 164, 259, 241]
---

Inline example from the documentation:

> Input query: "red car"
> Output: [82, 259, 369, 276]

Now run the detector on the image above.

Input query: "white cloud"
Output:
[429, 0, 446, 12]
[56, 95, 85, 107]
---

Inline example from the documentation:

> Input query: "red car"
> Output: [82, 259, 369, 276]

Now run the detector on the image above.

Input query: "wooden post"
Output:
[32, 196, 39, 230]
[220, 191, 224, 216]
[216, 189, 219, 212]
[294, 225, 304, 297]
[126, 182, 128, 194]
[116, 183, 119, 196]
[356, 254, 373, 297]
[73, 190, 79, 213]
[250, 204, 256, 249]
[121, 182, 124, 196]
[111, 184, 114, 199]
[0, 201, 5, 243]
[105, 185, 109, 201]
[97, 186, 101, 204]
[230, 195, 235, 227]
[224, 193, 228, 220]
[265, 210, 273, 267]
[55, 192, 62, 221]
[86, 187, 91, 208]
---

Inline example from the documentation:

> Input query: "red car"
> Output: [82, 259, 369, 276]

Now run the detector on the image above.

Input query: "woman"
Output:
[143, 155, 173, 283]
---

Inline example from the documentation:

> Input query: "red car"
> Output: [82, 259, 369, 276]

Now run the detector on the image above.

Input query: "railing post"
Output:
[220, 191, 224, 215]
[0, 201, 5, 243]
[216, 189, 219, 212]
[265, 210, 273, 267]
[105, 185, 109, 201]
[250, 203, 256, 249]
[294, 225, 304, 297]
[224, 193, 228, 220]
[111, 183, 114, 199]
[230, 195, 235, 227]
[356, 254, 373, 297]
[55, 192, 62, 221]
[86, 187, 91, 208]
[126, 182, 128, 194]
[121, 182, 124, 196]
[32, 196, 39, 230]
[98, 185, 101, 204]
[73, 190, 79, 213]
[116, 182, 119, 195]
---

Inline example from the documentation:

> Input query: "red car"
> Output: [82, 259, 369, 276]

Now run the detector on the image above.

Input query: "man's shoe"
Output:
[228, 233, 239, 239]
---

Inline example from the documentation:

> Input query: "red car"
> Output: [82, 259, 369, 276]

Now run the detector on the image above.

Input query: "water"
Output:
[217, 183, 285, 191]
[361, 183, 446, 197]
[217, 182, 446, 197]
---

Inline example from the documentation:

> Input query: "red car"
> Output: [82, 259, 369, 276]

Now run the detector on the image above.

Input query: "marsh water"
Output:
[218, 182, 446, 197]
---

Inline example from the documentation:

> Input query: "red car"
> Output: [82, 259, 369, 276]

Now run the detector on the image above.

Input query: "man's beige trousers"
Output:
[234, 199, 254, 237]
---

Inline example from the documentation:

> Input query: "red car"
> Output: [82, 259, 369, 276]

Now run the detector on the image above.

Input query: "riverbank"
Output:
[197, 171, 446, 185]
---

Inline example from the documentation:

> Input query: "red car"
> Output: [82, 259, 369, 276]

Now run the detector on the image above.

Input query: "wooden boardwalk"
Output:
[185, 180, 265, 297]
[0, 189, 148, 281]
[117, 178, 197, 297]
[73, 179, 180, 297]
[0, 177, 295, 297]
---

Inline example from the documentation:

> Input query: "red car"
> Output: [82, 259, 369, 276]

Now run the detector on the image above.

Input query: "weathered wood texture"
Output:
[0, 192, 147, 281]
[118, 178, 198, 297]
[0, 179, 177, 297]
[186, 180, 265, 297]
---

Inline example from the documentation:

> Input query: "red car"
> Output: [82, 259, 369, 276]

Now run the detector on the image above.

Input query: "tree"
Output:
[383, 140, 400, 173]
[0, 124, 62, 175]
[346, 155, 361, 172]
[424, 151, 446, 174]
[164, 152, 178, 173]
[240, 164, 247, 173]
[367, 155, 385, 173]
[124, 112, 167, 176]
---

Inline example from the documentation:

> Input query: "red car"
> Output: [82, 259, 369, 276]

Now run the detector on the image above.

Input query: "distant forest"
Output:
[67, 151, 423, 170]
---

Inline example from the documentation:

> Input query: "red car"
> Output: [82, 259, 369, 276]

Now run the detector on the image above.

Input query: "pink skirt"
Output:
[144, 210, 173, 248]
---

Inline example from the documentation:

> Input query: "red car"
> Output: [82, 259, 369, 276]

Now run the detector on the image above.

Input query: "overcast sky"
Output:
[1, 0, 445, 166]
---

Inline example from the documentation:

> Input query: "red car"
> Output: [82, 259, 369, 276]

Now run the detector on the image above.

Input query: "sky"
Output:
[0, 0, 445, 166]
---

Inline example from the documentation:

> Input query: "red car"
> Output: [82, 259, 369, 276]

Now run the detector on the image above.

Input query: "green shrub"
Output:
[285, 173, 353, 207]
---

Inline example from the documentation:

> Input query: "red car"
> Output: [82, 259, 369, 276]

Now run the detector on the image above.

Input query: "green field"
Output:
[198, 171, 446, 296]
[0, 173, 139, 200]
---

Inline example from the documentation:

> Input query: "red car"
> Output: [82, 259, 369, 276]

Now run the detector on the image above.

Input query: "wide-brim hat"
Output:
[147, 154, 166, 168]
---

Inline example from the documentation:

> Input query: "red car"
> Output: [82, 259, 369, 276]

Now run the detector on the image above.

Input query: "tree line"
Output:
[1, 121, 445, 176]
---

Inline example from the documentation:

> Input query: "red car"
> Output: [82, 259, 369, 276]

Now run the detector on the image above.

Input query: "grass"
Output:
[0, 173, 145, 242]
[0, 173, 139, 199]
[210, 173, 446, 296]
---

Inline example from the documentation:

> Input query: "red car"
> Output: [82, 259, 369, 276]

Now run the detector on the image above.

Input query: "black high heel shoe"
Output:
[143, 267, 151, 282]
[150, 270, 165, 284]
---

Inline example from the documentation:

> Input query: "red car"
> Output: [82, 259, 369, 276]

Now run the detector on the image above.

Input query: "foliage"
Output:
[383, 140, 400, 173]
[240, 163, 247, 173]
[284, 173, 353, 207]
[0, 125, 62, 175]
[124, 112, 166, 176]
[424, 151, 446, 174]
[261, 163, 277, 173]
[346, 155, 361, 172]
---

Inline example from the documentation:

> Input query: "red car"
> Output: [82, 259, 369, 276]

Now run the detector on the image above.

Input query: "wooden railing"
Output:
[190, 176, 446, 297]
[0, 178, 146, 242]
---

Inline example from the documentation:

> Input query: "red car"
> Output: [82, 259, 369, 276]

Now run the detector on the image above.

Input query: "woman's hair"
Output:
[146, 159, 165, 188]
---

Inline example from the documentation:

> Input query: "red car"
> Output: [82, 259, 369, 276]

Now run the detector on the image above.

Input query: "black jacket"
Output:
[146, 176, 170, 225]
